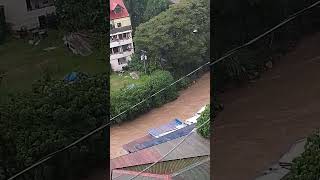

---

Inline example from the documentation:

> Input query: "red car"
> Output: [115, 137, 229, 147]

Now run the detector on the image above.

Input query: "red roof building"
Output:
[110, 0, 134, 72]
[110, 0, 129, 20]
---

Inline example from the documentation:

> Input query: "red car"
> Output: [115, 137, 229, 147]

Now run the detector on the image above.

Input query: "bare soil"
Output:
[213, 32, 320, 180]
[110, 72, 210, 159]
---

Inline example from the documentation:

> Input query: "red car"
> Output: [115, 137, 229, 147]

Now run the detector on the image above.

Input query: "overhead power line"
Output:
[8, 1, 320, 179]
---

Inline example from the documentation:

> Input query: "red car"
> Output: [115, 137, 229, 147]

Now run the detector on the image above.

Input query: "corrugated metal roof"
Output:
[136, 124, 195, 152]
[111, 132, 210, 171]
[112, 170, 171, 180]
[112, 157, 210, 180]
[123, 135, 154, 153]
[122, 156, 209, 175]
[171, 158, 210, 180]
[111, 148, 162, 170]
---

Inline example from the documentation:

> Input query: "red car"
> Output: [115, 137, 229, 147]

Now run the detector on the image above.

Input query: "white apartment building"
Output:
[110, 0, 134, 71]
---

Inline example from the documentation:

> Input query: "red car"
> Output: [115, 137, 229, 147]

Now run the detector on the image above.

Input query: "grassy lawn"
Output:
[0, 30, 107, 97]
[110, 73, 149, 93]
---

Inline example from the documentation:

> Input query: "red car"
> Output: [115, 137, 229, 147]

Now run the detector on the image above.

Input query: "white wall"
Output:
[0, 0, 55, 30]
[110, 49, 134, 71]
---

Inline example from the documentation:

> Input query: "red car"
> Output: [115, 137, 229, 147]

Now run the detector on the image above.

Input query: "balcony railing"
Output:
[110, 37, 132, 42]
[110, 25, 132, 35]
[111, 48, 133, 55]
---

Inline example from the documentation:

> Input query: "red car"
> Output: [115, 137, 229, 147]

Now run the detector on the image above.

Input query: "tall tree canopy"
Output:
[124, 0, 171, 31]
[54, 0, 106, 32]
[0, 73, 108, 180]
[132, 0, 210, 76]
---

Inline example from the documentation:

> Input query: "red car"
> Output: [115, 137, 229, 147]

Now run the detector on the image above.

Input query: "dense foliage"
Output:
[285, 131, 320, 180]
[196, 105, 210, 138]
[132, 0, 210, 77]
[124, 0, 171, 32]
[110, 70, 177, 124]
[54, 0, 106, 33]
[0, 73, 108, 180]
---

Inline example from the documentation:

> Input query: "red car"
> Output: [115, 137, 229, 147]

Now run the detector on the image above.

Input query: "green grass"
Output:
[110, 73, 149, 93]
[0, 30, 107, 97]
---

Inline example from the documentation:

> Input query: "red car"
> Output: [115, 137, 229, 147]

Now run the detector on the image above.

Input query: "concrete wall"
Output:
[111, 17, 131, 28]
[0, 0, 55, 30]
[110, 49, 134, 71]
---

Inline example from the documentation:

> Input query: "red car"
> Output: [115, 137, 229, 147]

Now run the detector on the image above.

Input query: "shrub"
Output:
[0, 73, 108, 180]
[176, 77, 192, 91]
[196, 104, 210, 138]
[110, 70, 178, 124]
[285, 131, 320, 180]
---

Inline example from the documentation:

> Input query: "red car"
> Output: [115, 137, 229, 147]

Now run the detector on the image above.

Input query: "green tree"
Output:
[54, 0, 106, 33]
[196, 104, 210, 138]
[124, 0, 171, 31]
[0, 73, 108, 180]
[133, 0, 210, 77]
[143, 0, 171, 22]
[110, 70, 177, 124]
[285, 131, 320, 180]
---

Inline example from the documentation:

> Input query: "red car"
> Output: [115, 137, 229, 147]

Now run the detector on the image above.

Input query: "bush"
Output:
[0, 73, 108, 180]
[285, 131, 320, 180]
[196, 105, 210, 138]
[110, 70, 178, 124]
[176, 77, 192, 91]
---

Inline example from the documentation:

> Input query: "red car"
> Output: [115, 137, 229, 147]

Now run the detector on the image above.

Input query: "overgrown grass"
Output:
[0, 30, 106, 98]
[110, 73, 149, 93]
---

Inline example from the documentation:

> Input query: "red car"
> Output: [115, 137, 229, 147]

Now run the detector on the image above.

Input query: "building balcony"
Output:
[110, 25, 132, 35]
[110, 50, 134, 60]
[110, 38, 133, 48]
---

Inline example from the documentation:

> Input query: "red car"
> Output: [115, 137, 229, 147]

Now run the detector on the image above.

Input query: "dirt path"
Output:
[110, 73, 210, 159]
[213, 32, 320, 180]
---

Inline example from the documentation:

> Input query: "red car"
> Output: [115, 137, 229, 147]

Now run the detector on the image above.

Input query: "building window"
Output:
[111, 35, 117, 41]
[118, 34, 123, 40]
[122, 44, 130, 52]
[127, 32, 131, 38]
[123, 33, 127, 39]
[117, 23, 121, 27]
[112, 47, 119, 54]
[114, 6, 122, 14]
[118, 58, 127, 65]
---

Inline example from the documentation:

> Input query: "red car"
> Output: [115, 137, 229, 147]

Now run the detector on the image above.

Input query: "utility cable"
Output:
[8, 1, 320, 179]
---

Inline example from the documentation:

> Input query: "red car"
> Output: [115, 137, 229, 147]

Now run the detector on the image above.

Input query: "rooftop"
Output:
[110, 0, 130, 20]
[111, 131, 210, 170]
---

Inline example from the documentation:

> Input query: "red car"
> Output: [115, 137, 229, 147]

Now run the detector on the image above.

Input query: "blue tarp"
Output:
[148, 119, 183, 137]
[64, 72, 78, 82]
[135, 124, 195, 151]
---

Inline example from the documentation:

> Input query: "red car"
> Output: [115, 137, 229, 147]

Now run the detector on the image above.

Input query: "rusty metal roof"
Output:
[112, 157, 210, 180]
[122, 156, 209, 175]
[111, 132, 210, 171]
